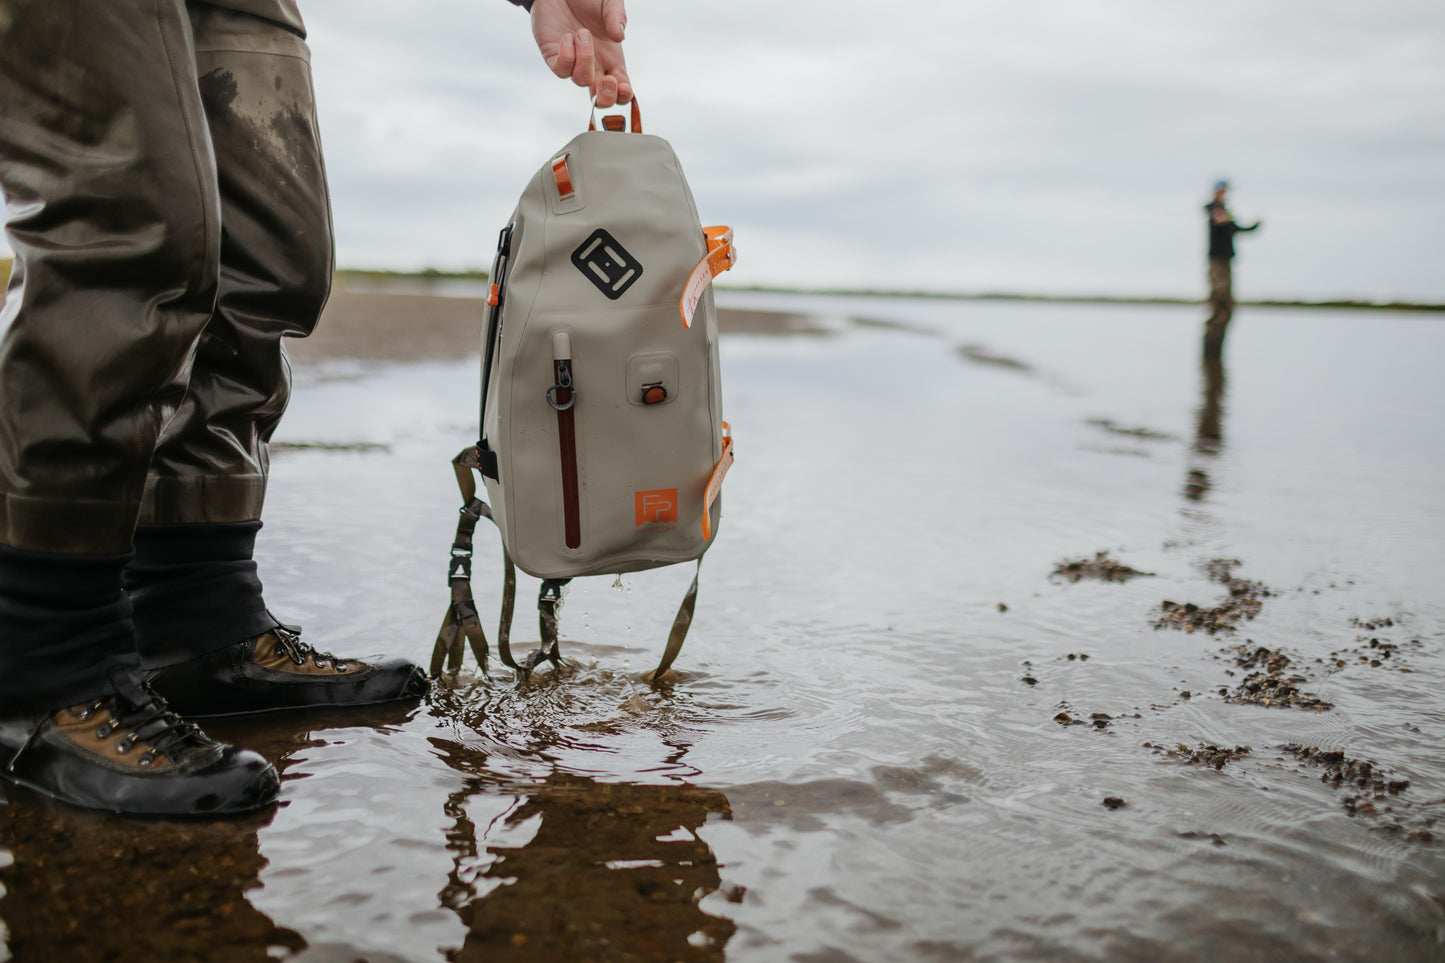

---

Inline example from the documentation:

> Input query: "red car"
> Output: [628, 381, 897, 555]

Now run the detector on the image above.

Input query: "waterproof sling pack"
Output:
[432, 99, 736, 682]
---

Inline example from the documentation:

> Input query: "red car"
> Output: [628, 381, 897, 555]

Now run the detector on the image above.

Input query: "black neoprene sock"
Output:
[0, 545, 142, 712]
[126, 521, 276, 670]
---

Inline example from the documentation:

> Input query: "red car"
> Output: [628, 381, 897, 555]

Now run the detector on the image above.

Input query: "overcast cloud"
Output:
[4, 0, 1443, 301]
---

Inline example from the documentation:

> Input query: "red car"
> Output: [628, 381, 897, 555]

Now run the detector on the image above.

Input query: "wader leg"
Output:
[0, 0, 222, 555]
[132, 4, 334, 666]
[0, 0, 221, 706]
[142, 3, 333, 527]
[1203, 257, 1233, 359]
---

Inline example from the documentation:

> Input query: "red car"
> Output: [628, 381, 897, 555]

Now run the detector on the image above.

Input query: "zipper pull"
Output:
[547, 331, 575, 411]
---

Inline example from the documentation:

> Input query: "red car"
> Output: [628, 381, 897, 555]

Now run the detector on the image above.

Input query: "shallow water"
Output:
[3, 294, 1444, 961]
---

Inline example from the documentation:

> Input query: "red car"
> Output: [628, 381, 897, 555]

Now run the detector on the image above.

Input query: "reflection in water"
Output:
[0, 703, 421, 961]
[1184, 354, 1227, 501]
[433, 739, 736, 962]
[0, 781, 303, 961]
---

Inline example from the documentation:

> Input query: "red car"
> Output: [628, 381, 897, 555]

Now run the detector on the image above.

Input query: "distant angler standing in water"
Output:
[1203, 179, 1261, 357]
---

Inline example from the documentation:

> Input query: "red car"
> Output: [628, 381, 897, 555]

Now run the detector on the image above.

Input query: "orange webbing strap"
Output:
[551, 154, 575, 200]
[588, 97, 642, 133]
[701, 423, 733, 540]
[431, 448, 518, 679]
[679, 226, 736, 328]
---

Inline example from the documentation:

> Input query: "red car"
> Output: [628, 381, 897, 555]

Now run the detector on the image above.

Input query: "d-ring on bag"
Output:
[432, 98, 737, 682]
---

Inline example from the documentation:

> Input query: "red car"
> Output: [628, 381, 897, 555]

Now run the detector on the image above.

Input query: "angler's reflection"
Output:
[1184, 353, 1227, 501]
[435, 751, 737, 962]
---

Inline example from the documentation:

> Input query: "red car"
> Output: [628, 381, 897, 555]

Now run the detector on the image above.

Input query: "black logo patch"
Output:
[571, 229, 643, 300]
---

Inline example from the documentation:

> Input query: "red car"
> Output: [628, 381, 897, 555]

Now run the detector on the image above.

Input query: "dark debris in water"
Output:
[1176, 831, 1229, 847]
[1085, 418, 1177, 442]
[270, 440, 392, 454]
[1279, 745, 1437, 843]
[1155, 559, 1271, 634]
[1102, 796, 1127, 810]
[1052, 551, 1154, 584]
[1217, 643, 1333, 711]
[956, 343, 1033, 372]
[1321, 618, 1420, 675]
[1145, 742, 1252, 770]
[1053, 702, 1140, 730]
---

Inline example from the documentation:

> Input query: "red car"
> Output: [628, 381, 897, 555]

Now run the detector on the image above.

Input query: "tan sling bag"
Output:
[432, 100, 736, 682]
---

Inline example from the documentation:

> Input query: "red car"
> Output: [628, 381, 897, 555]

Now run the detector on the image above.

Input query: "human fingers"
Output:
[599, 0, 627, 41]
[611, 65, 632, 104]
[545, 33, 576, 80]
[571, 28, 598, 88]
[593, 74, 619, 108]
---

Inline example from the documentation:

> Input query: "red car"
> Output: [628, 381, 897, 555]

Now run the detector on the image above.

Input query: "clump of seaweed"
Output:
[1217, 643, 1333, 711]
[1145, 742, 1252, 770]
[1155, 559, 1270, 634]
[1052, 551, 1153, 584]
[1279, 745, 1435, 842]
[1321, 617, 1420, 674]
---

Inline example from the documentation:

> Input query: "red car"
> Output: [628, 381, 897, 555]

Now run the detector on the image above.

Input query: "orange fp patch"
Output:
[634, 488, 678, 526]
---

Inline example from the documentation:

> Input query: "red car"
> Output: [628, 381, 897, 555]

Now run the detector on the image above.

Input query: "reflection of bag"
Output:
[433, 100, 736, 682]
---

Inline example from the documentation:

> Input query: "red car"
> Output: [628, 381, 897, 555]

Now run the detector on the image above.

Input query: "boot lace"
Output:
[271, 625, 350, 672]
[83, 678, 215, 767]
[7, 673, 214, 772]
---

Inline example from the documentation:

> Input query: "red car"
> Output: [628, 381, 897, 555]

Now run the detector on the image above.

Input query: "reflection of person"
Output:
[1203, 179, 1261, 356]
[441, 771, 737, 962]
[0, 0, 630, 817]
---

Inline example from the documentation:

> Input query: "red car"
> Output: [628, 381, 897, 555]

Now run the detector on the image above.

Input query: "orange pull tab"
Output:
[679, 226, 737, 328]
[602, 115, 626, 132]
[551, 153, 575, 200]
[701, 424, 733, 540]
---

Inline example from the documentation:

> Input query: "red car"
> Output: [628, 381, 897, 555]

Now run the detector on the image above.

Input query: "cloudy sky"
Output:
[5, 1, 1444, 302]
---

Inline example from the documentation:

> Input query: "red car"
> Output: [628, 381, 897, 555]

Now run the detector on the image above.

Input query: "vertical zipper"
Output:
[546, 331, 582, 549]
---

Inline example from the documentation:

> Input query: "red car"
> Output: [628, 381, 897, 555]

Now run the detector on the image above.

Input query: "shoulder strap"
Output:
[648, 559, 702, 682]
[431, 448, 518, 677]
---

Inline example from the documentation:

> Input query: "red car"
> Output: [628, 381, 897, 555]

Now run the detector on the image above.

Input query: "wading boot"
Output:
[0, 672, 278, 816]
[147, 624, 429, 718]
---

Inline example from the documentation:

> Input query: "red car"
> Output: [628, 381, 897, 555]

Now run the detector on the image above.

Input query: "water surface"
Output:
[3, 294, 1443, 961]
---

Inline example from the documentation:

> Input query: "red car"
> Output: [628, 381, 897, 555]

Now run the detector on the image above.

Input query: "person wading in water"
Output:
[1203, 179, 1261, 358]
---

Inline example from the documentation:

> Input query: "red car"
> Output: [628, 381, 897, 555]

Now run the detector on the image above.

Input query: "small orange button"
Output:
[642, 385, 667, 405]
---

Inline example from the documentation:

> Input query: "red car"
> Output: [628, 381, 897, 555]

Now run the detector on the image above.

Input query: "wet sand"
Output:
[288, 285, 827, 364]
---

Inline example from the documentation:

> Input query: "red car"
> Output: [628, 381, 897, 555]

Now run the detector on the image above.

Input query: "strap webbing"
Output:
[431, 449, 517, 678]
[432, 447, 704, 684]
[649, 559, 702, 682]
[679, 226, 736, 328]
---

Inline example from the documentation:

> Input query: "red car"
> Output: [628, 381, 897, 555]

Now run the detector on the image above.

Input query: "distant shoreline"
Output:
[2, 261, 1440, 313]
